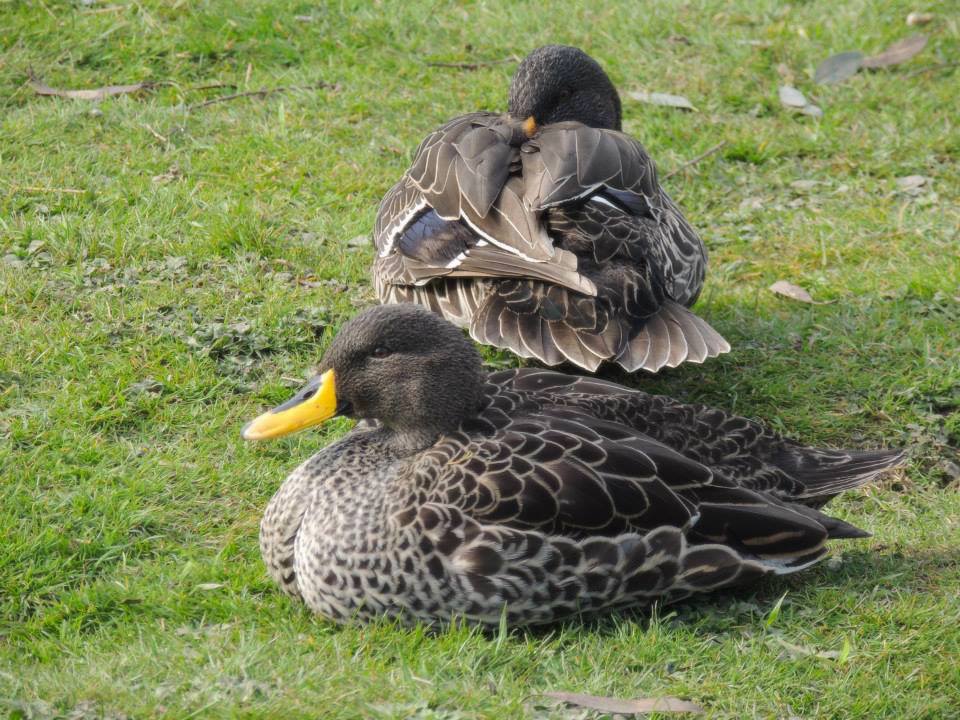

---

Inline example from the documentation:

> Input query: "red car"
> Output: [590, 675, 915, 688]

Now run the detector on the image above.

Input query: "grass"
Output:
[1, 0, 958, 717]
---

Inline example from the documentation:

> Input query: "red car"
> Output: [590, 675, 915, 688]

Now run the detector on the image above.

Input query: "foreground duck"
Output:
[374, 45, 729, 373]
[243, 305, 903, 627]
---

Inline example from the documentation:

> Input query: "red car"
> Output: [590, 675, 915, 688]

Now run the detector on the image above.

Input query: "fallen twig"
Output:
[902, 61, 960, 79]
[142, 123, 169, 145]
[29, 72, 155, 101]
[191, 82, 238, 92]
[664, 140, 727, 180]
[425, 56, 518, 70]
[81, 4, 126, 13]
[186, 82, 336, 110]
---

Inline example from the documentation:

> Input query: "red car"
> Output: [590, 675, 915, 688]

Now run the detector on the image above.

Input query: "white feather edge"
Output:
[378, 197, 429, 257]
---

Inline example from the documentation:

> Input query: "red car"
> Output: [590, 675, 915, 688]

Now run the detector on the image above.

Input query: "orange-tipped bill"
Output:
[242, 369, 338, 441]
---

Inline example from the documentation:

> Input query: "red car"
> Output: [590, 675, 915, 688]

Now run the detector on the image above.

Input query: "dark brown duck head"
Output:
[508, 45, 622, 132]
[242, 305, 484, 447]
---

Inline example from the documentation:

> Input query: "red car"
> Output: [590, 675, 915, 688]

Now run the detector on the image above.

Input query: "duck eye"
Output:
[371, 346, 392, 359]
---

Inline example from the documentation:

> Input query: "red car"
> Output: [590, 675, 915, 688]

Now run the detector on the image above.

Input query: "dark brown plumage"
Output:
[373, 45, 729, 372]
[249, 305, 904, 627]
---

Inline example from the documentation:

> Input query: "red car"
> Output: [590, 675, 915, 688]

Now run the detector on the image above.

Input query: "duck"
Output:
[243, 304, 904, 628]
[373, 45, 729, 373]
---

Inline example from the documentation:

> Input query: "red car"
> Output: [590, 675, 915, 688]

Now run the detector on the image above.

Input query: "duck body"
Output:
[258, 360, 903, 627]
[373, 47, 729, 373]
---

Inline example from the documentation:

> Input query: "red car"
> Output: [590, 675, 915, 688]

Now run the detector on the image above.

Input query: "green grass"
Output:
[2, 0, 959, 717]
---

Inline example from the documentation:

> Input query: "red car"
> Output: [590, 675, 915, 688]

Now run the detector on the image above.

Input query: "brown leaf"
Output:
[862, 34, 928, 69]
[543, 692, 704, 715]
[628, 90, 698, 112]
[769, 280, 822, 304]
[29, 76, 153, 101]
[814, 51, 864, 85]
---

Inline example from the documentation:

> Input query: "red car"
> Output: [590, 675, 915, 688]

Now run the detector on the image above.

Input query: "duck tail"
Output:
[469, 280, 619, 372]
[773, 446, 907, 508]
[615, 301, 730, 373]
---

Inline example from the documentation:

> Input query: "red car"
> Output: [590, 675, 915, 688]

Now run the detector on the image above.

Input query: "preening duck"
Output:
[244, 305, 903, 627]
[373, 45, 729, 373]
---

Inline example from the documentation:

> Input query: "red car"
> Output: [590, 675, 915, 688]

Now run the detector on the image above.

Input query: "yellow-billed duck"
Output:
[244, 305, 903, 627]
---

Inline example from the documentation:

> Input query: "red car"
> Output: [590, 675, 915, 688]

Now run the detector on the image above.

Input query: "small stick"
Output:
[186, 82, 335, 110]
[10, 185, 84, 194]
[142, 123, 168, 144]
[191, 82, 238, 92]
[664, 140, 727, 180]
[425, 56, 518, 70]
[81, 4, 126, 13]
[902, 61, 960, 79]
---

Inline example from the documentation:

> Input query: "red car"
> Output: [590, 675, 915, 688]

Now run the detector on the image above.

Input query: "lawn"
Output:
[1, 0, 958, 717]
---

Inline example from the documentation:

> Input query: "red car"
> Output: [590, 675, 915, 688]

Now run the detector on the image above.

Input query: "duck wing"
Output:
[375, 174, 595, 297]
[420, 386, 841, 570]
[489, 368, 906, 508]
[395, 392, 849, 626]
[404, 113, 563, 264]
[522, 122, 711, 307]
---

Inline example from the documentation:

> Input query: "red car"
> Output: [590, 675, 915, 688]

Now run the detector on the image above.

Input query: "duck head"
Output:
[242, 305, 484, 446]
[508, 45, 622, 132]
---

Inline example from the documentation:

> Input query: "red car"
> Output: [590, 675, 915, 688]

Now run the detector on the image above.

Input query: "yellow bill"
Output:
[242, 369, 338, 441]
[522, 115, 538, 137]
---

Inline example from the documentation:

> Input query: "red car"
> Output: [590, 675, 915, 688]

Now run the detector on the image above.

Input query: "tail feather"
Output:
[616, 301, 730, 373]
[466, 285, 729, 374]
[779, 501, 873, 540]
[774, 446, 907, 506]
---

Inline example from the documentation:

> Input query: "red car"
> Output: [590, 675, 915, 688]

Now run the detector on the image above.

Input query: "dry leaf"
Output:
[195, 582, 223, 591]
[29, 76, 153, 101]
[814, 51, 864, 85]
[862, 34, 928, 69]
[769, 280, 820, 304]
[779, 86, 823, 118]
[543, 692, 704, 715]
[790, 180, 819, 191]
[778, 86, 807, 108]
[906, 12, 934, 26]
[628, 90, 698, 112]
